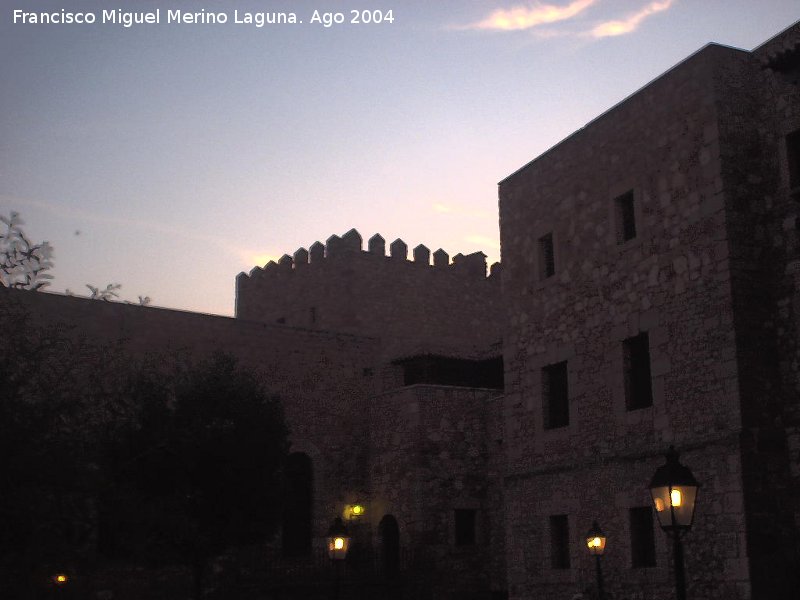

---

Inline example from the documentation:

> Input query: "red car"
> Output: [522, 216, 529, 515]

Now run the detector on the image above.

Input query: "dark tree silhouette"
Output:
[0, 296, 129, 598]
[1, 294, 288, 598]
[0, 212, 53, 290]
[99, 352, 289, 599]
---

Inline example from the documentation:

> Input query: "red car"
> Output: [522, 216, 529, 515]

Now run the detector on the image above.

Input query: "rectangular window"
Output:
[539, 233, 555, 279]
[549, 515, 571, 569]
[787, 130, 800, 191]
[454, 509, 476, 546]
[542, 361, 569, 429]
[615, 190, 637, 242]
[630, 506, 657, 567]
[623, 333, 653, 410]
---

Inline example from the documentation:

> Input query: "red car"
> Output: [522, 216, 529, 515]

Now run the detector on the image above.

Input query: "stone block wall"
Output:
[235, 229, 503, 362]
[723, 25, 800, 597]
[368, 384, 503, 599]
[504, 440, 749, 600]
[498, 43, 751, 599]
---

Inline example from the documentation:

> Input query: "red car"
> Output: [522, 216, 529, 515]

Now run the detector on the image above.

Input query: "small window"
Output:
[542, 361, 569, 429]
[454, 509, 476, 546]
[539, 233, 555, 279]
[549, 515, 570, 569]
[615, 190, 637, 242]
[787, 129, 800, 191]
[630, 506, 656, 567]
[623, 333, 653, 410]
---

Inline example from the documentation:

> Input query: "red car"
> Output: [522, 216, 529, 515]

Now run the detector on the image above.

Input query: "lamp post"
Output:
[327, 517, 351, 600]
[585, 521, 606, 600]
[648, 447, 699, 600]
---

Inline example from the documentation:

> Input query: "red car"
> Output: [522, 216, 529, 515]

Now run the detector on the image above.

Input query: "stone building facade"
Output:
[499, 21, 800, 600]
[3, 18, 799, 600]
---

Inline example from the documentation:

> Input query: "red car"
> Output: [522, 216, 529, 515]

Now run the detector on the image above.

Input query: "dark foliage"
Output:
[0, 212, 53, 290]
[0, 294, 289, 598]
[0, 296, 129, 597]
[98, 352, 289, 593]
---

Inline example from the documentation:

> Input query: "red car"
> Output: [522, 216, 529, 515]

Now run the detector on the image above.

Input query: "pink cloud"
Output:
[590, 0, 674, 38]
[462, 0, 597, 32]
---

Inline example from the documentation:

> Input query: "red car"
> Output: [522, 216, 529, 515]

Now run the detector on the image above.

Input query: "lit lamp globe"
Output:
[345, 503, 365, 521]
[648, 446, 699, 532]
[585, 521, 606, 556]
[327, 517, 351, 560]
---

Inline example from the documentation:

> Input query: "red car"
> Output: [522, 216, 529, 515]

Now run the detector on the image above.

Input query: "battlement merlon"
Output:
[236, 229, 502, 283]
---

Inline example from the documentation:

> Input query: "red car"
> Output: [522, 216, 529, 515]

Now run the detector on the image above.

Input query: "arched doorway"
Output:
[282, 452, 313, 557]
[379, 514, 400, 577]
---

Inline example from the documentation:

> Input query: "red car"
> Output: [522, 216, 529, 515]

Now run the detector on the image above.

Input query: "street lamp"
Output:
[327, 517, 351, 560]
[327, 517, 351, 600]
[585, 521, 606, 600]
[648, 447, 699, 600]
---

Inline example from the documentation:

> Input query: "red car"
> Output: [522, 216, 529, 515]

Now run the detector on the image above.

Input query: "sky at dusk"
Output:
[1, 0, 798, 315]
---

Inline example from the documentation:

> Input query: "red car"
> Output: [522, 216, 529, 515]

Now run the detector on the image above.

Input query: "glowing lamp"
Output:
[53, 573, 68, 585]
[585, 521, 606, 556]
[649, 446, 700, 600]
[648, 446, 699, 532]
[345, 503, 365, 520]
[586, 521, 606, 599]
[327, 517, 350, 561]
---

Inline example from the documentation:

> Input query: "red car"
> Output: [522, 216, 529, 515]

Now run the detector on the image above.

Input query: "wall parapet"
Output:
[237, 228, 501, 283]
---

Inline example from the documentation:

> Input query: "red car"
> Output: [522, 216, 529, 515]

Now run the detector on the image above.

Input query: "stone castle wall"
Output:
[235, 229, 503, 361]
[2, 237, 508, 599]
[233, 227, 509, 592]
[726, 26, 800, 597]
[504, 441, 745, 600]
[368, 384, 504, 598]
[1, 287, 380, 549]
[498, 43, 752, 600]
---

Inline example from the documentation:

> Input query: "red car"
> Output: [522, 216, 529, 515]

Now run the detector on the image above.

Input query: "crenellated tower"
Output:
[236, 229, 502, 358]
